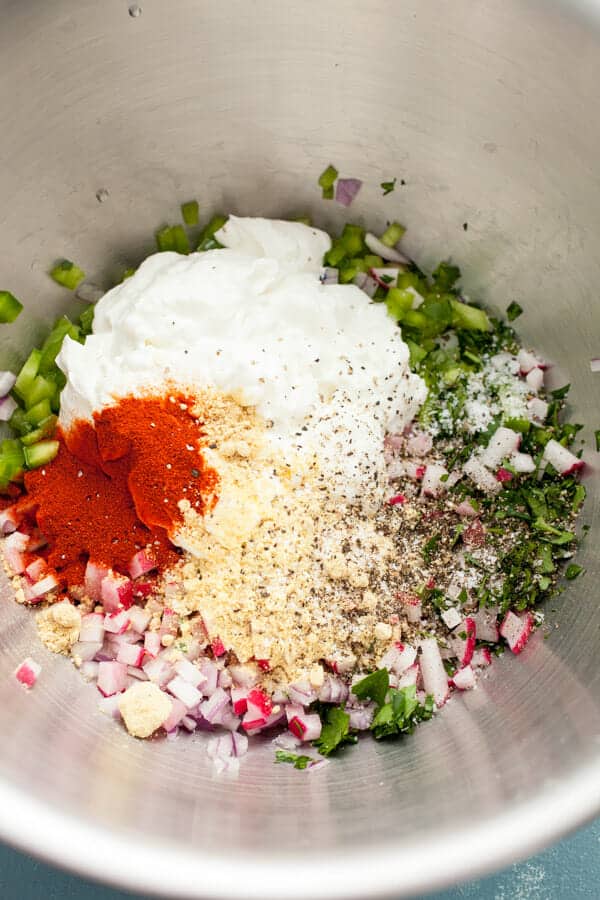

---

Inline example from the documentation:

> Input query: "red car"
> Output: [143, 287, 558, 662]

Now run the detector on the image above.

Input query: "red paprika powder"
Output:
[22, 393, 219, 588]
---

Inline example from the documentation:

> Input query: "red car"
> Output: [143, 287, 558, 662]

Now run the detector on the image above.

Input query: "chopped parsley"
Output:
[380, 178, 397, 196]
[565, 564, 584, 580]
[422, 532, 442, 563]
[595, 429, 600, 452]
[506, 301, 523, 321]
[371, 685, 434, 741]
[313, 707, 357, 757]
[275, 750, 315, 769]
[352, 668, 389, 707]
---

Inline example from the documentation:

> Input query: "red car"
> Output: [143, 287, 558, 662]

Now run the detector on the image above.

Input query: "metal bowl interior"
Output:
[0, 1, 599, 897]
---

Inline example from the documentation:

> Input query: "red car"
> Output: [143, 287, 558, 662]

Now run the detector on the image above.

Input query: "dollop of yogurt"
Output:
[58, 216, 426, 503]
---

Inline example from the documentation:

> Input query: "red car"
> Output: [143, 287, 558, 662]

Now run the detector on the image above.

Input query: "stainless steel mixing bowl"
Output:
[0, 1, 599, 897]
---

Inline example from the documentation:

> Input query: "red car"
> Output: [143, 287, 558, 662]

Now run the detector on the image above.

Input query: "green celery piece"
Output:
[20, 415, 57, 446]
[450, 299, 491, 332]
[325, 242, 347, 268]
[339, 267, 357, 284]
[24, 375, 57, 409]
[181, 200, 199, 227]
[292, 215, 312, 226]
[24, 399, 52, 426]
[402, 308, 429, 330]
[442, 365, 463, 386]
[8, 407, 32, 436]
[397, 271, 427, 295]
[23, 440, 59, 469]
[156, 226, 176, 252]
[380, 221, 406, 248]
[79, 303, 95, 336]
[50, 260, 85, 290]
[171, 225, 190, 255]
[14, 349, 42, 401]
[0, 291, 23, 323]
[340, 224, 365, 256]
[504, 417, 531, 434]
[318, 164, 338, 196]
[39, 316, 79, 373]
[197, 214, 228, 251]
[0, 439, 25, 483]
[349, 257, 368, 274]
[363, 254, 384, 268]
[386, 287, 414, 321]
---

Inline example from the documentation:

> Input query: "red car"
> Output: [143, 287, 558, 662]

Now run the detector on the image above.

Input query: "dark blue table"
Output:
[1, 819, 598, 899]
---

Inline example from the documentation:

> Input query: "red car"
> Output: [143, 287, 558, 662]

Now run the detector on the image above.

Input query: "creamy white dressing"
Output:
[57, 216, 426, 503]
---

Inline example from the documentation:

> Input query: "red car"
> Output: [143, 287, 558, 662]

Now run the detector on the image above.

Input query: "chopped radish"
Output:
[449, 618, 476, 667]
[365, 233, 409, 263]
[84, 561, 109, 601]
[132, 581, 155, 599]
[128, 549, 157, 580]
[455, 498, 478, 518]
[472, 648, 492, 667]
[369, 266, 402, 288]
[142, 656, 174, 687]
[162, 698, 187, 733]
[3, 531, 29, 574]
[397, 663, 419, 688]
[388, 493, 406, 506]
[0, 506, 19, 535]
[174, 658, 205, 688]
[288, 713, 322, 742]
[211, 636, 227, 657]
[0, 371, 16, 395]
[14, 657, 41, 689]
[242, 700, 268, 732]
[127, 605, 151, 634]
[496, 467, 513, 483]
[421, 464, 448, 498]
[231, 686, 249, 716]
[228, 664, 259, 688]
[80, 660, 100, 681]
[527, 397, 549, 423]
[480, 427, 521, 469]
[541, 439, 584, 476]
[511, 452, 536, 474]
[103, 610, 131, 635]
[463, 456, 502, 494]
[247, 687, 273, 717]
[407, 431, 433, 457]
[500, 610, 535, 654]
[23, 573, 59, 602]
[97, 661, 128, 696]
[143, 632, 161, 658]
[452, 665, 476, 690]
[24, 557, 47, 583]
[116, 643, 145, 667]
[100, 571, 133, 613]
[470, 606, 499, 643]
[255, 658, 271, 672]
[71, 640, 103, 662]
[441, 607, 462, 630]
[79, 613, 105, 643]
[167, 675, 202, 709]
[526, 367, 544, 391]
[419, 638, 450, 707]
[379, 642, 417, 675]
[518, 348, 545, 374]
[397, 591, 422, 624]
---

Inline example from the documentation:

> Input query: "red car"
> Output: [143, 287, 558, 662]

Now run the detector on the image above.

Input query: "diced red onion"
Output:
[287, 679, 317, 706]
[126, 665, 149, 681]
[0, 395, 17, 422]
[181, 715, 197, 732]
[72, 641, 103, 663]
[162, 697, 187, 733]
[97, 661, 128, 696]
[23, 573, 58, 602]
[94, 641, 118, 662]
[218, 667, 233, 689]
[0, 506, 19, 535]
[419, 638, 449, 707]
[84, 561, 109, 602]
[197, 659, 219, 696]
[174, 658, 205, 688]
[0, 371, 16, 395]
[167, 675, 203, 709]
[14, 657, 41, 689]
[364, 232, 409, 264]
[317, 675, 348, 704]
[200, 687, 230, 724]
[352, 272, 368, 290]
[590, 358, 600, 373]
[228, 664, 259, 688]
[272, 731, 302, 751]
[335, 177, 362, 207]
[142, 656, 174, 687]
[101, 572, 133, 613]
[143, 631, 161, 658]
[116, 643, 145, 667]
[127, 605, 151, 634]
[103, 610, 131, 635]
[24, 557, 47, 583]
[79, 612, 105, 643]
[347, 704, 375, 730]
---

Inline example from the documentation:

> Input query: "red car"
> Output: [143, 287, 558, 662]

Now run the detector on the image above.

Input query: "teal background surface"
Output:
[1, 818, 598, 898]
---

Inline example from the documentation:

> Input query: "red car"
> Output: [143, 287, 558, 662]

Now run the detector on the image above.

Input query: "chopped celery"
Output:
[79, 304, 95, 336]
[24, 375, 57, 409]
[39, 316, 79, 373]
[339, 267, 357, 284]
[380, 221, 406, 248]
[325, 242, 347, 267]
[340, 224, 365, 256]
[402, 309, 429, 330]
[397, 271, 427, 295]
[23, 440, 59, 469]
[450, 299, 491, 332]
[385, 288, 414, 321]
[318, 164, 338, 198]
[505, 417, 531, 434]
[24, 399, 52, 426]
[181, 200, 199, 226]
[363, 255, 384, 268]
[293, 216, 312, 226]
[349, 257, 368, 274]
[14, 349, 42, 401]
[8, 407, 32, 436]
[20, 415, 57, 446]
[156, 226, 176, 252]
[170, 225, 190, 255]
[121, 268, 136, 281]
[50, 260, 85, 290]
[0, 290, 23, 323]
[197, 215, 227, 252]
[0, 439, 25, 482]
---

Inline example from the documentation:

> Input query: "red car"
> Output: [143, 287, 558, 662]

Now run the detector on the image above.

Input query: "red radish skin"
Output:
[128, 549, 157, 580]
[247, 687, 273, 717]
[211, 637, 226, 657]
[104, 610, 131, 635]
[500, 610, 535, 654]
[388, 493, 406, 506]
[231, 687, 249, 716]
[541, 439, 584, 476]
[452, 665, 476, 690]
[116, 643, 145, 667]
[14, 657, 41, 689]
[100, 572, 133, 612]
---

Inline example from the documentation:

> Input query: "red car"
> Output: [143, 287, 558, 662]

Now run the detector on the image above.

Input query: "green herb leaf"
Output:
[275, 750, 314, 770]
[595, 429, 600, 453]
[432, 261, 461, 292]
[381, 178, 397, 196]
[352, 668, 389, 707]
[422, 532, 442, 563]
[551, 384, 570, 400]
[506, 301, 523, 322]
[565, 564, 584, 580]
[371, 685, 434, 741]
[313, 707, 357, 757]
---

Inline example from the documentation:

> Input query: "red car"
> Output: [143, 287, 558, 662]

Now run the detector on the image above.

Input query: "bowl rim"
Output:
[1, 755, 599, 898]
